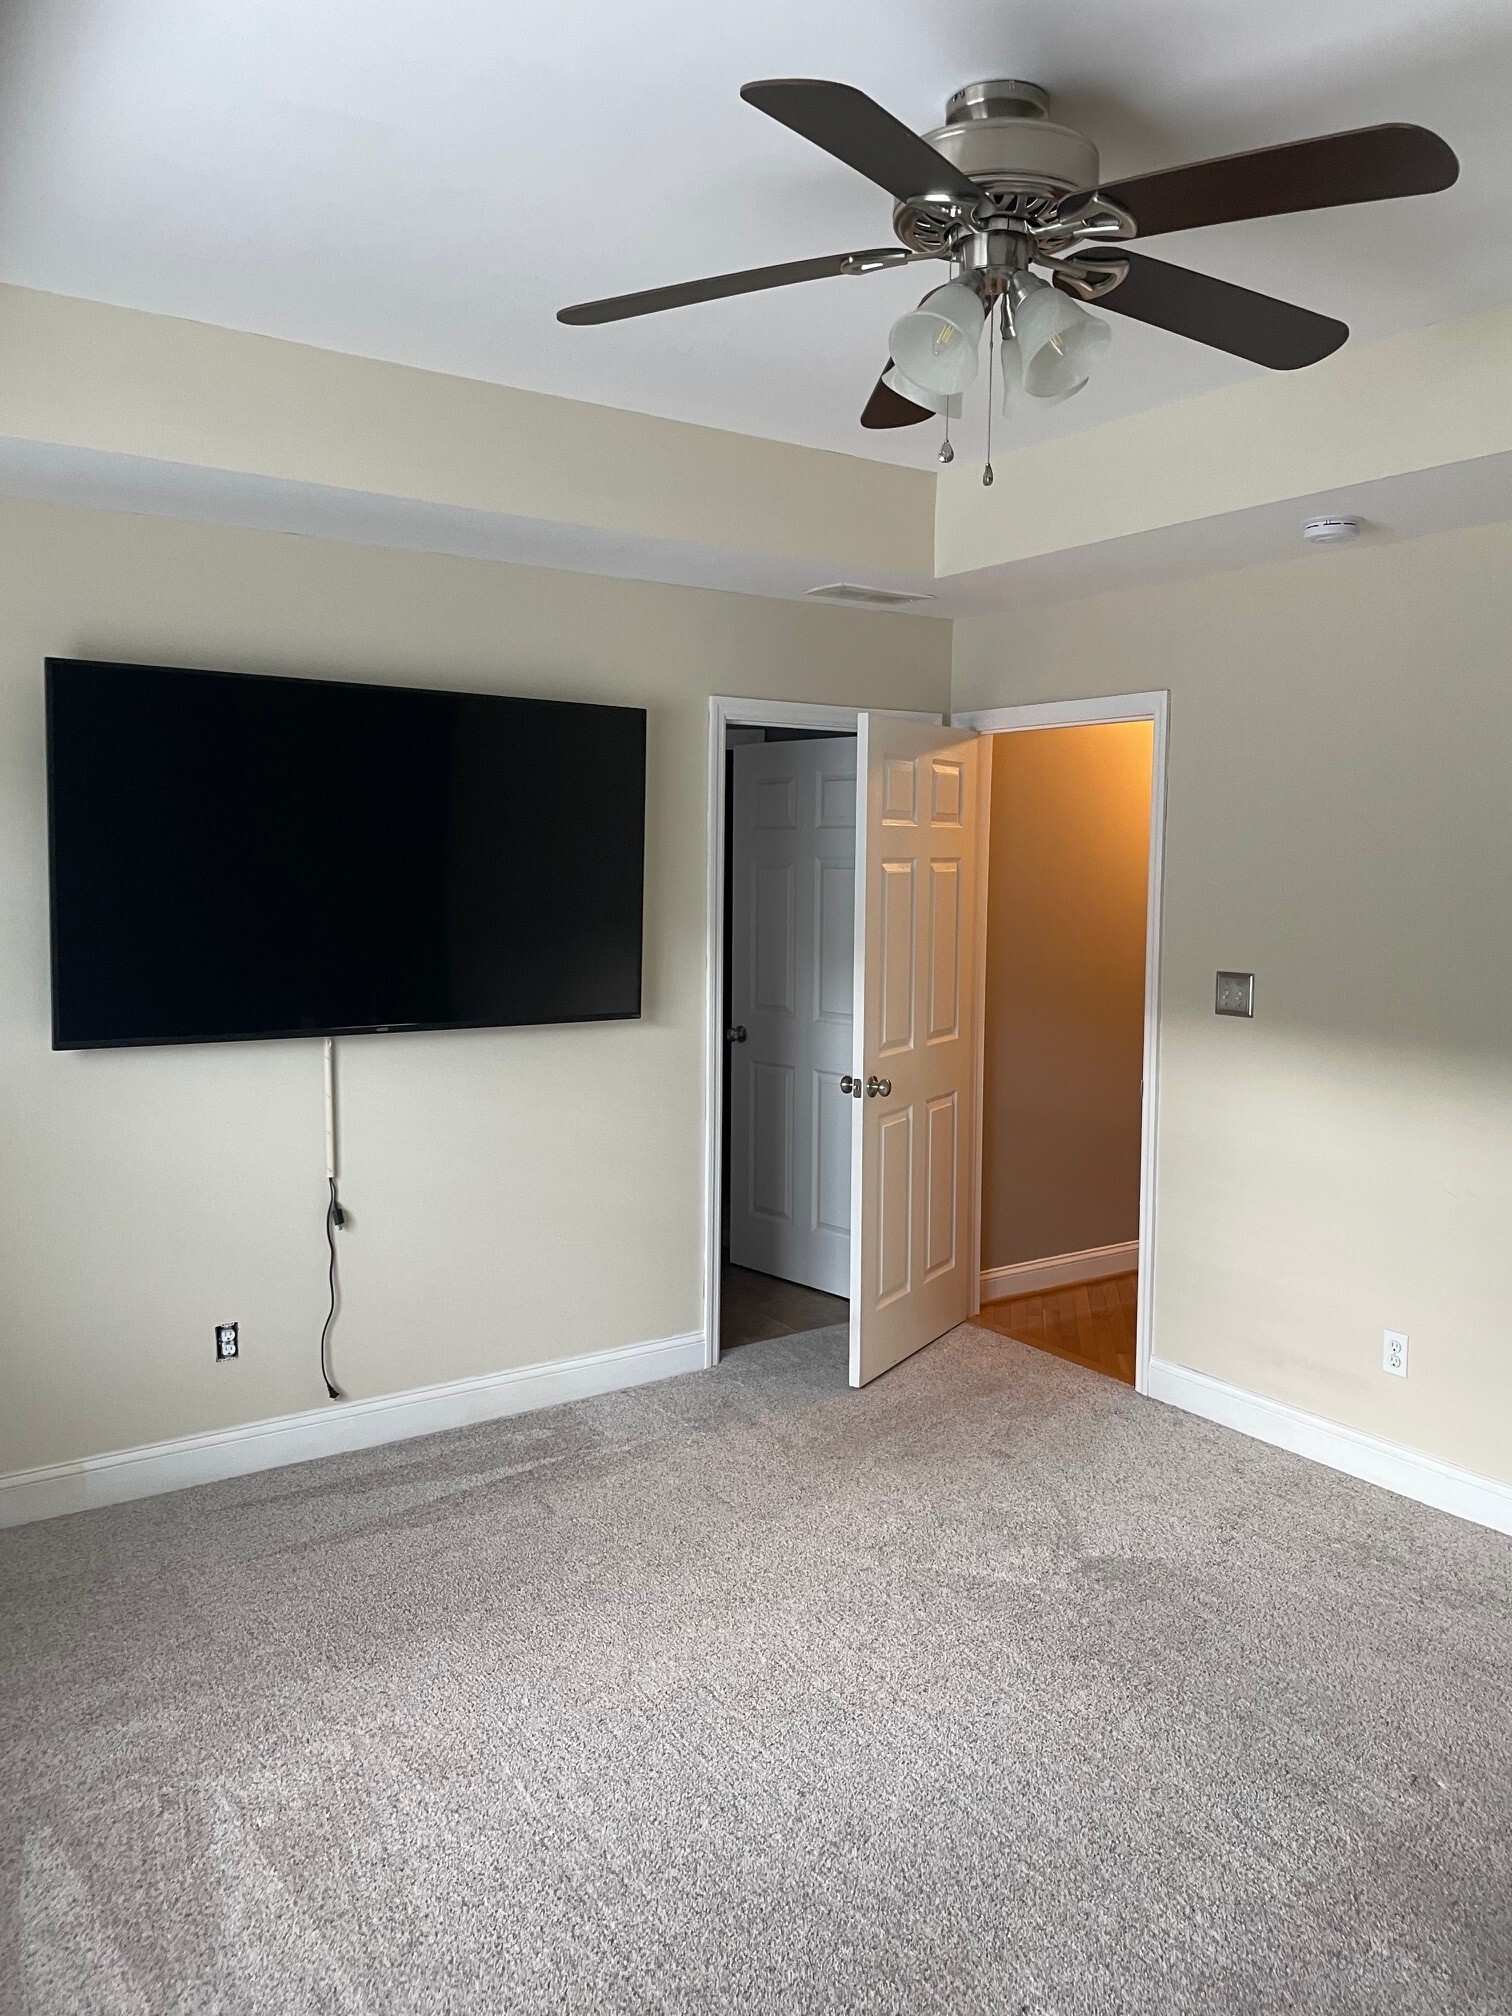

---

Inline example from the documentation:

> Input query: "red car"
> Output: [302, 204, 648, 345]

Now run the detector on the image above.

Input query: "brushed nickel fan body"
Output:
[892, 80, 1099, 255]
[888, 82, 1132, 312]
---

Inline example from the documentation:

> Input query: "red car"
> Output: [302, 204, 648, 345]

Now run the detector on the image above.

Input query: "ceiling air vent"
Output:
[805, 583, 935, 609]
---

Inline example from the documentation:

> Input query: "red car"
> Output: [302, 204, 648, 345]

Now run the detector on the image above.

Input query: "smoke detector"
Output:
[1302, 516, 1361, 544]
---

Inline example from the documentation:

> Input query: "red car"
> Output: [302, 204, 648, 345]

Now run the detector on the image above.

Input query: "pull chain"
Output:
[938, 256, 958, 466]
[982, 304, 995, 488]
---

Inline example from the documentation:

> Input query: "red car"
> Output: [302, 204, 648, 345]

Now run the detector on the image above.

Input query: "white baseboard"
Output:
[1147, 1356, 1512, 1538]
[979, 1240, 1138, 1303]
[0, 1329, 705, 1530]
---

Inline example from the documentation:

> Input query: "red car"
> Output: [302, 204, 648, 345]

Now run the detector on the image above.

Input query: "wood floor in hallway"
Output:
[978, 1271, 1137, 1386]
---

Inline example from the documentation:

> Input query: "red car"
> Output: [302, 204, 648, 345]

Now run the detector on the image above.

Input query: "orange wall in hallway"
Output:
[981, 722, 1152, 1270]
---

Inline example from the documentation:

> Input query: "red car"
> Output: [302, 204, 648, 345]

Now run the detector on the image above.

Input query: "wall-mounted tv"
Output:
[46, 658, 646, 1050]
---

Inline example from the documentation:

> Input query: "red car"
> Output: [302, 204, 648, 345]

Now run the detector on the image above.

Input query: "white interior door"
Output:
[728, 736, 856, 1297]
[849, 715, 982, 1386]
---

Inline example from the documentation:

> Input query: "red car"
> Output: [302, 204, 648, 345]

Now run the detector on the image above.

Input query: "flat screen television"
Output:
[46, 658, 647, 1050]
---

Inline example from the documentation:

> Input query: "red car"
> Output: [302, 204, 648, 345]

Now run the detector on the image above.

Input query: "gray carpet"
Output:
[3, 1324, 1511, 2015]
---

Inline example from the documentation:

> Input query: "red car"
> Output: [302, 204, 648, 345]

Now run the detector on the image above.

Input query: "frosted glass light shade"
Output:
[883, 362, 962, 419]
[1013, 279, 1110, 401]
[1000, 334, 1078, 416]
[1008, 337, 1086, 409]
[999, 336, 1020, 416]
[888, 281, 985, 396]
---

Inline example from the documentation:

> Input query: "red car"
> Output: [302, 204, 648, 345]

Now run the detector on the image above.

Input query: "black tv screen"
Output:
[46, 658, 646, 1049]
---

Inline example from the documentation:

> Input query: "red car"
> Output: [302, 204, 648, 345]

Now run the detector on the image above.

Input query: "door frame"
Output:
[703, 697, 942, 1369]
[949, 691, 1170, 1394]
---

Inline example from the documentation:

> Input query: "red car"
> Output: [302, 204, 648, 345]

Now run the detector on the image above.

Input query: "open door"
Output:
[728, 735, 856, 1298]
[848, 714, 982, 1387]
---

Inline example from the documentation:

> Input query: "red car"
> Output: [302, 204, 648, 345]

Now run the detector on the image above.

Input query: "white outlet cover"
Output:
[1383, 1329, 1409, 1377]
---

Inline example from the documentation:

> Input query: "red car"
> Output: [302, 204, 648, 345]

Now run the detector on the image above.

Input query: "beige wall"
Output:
[934, 303, 1512, 578]
[954, 519, 1512, 1489]
[0, 497, 951, 1472]
[0, 285, 936, 577]
[982, 724, 1150, 1271]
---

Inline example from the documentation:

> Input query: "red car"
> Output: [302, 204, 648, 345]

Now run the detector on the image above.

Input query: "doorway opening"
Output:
[956, 696, 1167, 1392]
[704, 692, 1166, 1391]
[718, 719, 856, 1353]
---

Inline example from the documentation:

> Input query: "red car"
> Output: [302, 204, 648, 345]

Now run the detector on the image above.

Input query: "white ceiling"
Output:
[1, 0, 1508, 466]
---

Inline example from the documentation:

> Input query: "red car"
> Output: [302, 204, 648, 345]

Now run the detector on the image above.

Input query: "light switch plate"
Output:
[1215, 970, 1255, 1018]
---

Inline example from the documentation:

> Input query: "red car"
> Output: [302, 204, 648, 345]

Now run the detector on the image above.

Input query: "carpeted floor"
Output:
[3, 1323, 1511, 2015]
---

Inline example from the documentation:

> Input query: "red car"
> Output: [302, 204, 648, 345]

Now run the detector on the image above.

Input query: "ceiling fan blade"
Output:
[557, 247, 908, 325]
[861, 363, 933, 429]
[1076, 124, 1458, 239]
[1060, 250, 1347, 369]
[742, 79, 980, 205]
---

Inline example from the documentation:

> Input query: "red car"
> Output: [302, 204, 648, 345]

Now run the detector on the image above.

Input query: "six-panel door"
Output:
[728, 736, 857, 1298]
[850, 718, 980, 1386]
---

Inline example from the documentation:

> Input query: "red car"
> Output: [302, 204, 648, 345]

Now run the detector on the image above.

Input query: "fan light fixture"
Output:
[882, 362, 962, 419]
[888, 281, 985, 396]
[561, 80, 1462, 441]
[1010, 275, 1110, 402]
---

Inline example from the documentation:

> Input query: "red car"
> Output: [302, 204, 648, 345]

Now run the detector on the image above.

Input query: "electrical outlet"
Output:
[215, 1322, 239, 1363]
[1383, 1329, 1408, 1378]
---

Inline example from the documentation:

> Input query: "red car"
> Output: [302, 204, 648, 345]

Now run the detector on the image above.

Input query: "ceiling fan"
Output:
[557, 78, 1458, 448]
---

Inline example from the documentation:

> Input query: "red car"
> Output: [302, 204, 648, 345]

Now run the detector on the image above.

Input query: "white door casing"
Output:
[728, 736, 856, 1297]
[849, 716, 981, 1387]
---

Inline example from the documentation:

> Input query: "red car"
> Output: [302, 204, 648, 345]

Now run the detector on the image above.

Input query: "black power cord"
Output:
[320, 1176, 346, 1400]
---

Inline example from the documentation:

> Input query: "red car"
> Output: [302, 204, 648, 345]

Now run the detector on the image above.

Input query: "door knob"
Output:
[839, 1074, 862, 1097]
[865, 1075, 892, 1099]
[725, 1025, 747, 1043]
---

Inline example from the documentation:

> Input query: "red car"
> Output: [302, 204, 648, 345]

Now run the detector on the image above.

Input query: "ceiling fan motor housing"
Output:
[893, 80, 1101, 255]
